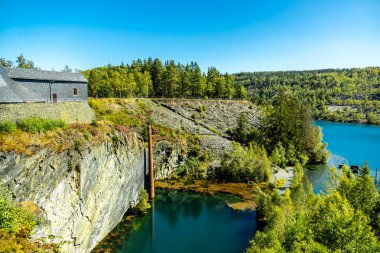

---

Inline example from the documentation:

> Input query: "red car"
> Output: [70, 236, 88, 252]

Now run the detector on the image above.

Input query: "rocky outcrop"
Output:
[154, 141, 186, 180]
[0, 132, 146, 253]
[154, 98, 262, 134]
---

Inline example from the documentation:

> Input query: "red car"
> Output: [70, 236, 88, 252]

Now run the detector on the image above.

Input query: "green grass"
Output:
[16, 117, 66, 133]
[0, 121, 17, 133]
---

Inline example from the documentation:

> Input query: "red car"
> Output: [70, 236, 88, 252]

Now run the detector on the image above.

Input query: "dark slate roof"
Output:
[0, 66, 45, 103]
[7, 68, 88, 83]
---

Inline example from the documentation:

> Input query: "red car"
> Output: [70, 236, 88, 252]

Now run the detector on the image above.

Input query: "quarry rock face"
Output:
[153, 140, 186, 180]
[0, 99, 262, 252]
[0, 133, 145, 253]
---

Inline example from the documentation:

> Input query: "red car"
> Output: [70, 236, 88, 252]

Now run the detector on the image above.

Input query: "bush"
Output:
[17, 117, 66, 133]
[177, 157, 207, 180]
[0, 186, 37, 237]
[0, 121, 17, 133]
[133, 188, 151, 216]
[74, 139, 82, 151]
[217, 142, 271, 183]
[0, 229, 60, 253]
[112, 135, 120, 145]
[208, 126, 222, 136]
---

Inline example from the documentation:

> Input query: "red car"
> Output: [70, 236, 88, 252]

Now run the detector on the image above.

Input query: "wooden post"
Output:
[148, 125, 155, 200]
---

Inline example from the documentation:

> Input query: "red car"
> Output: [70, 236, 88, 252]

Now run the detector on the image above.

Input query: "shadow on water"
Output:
[99, 189, 257, 253]
[303, 164, 331, 194]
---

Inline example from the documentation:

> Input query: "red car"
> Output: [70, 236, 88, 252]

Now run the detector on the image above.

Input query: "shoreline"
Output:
[155, 179, 265, 211]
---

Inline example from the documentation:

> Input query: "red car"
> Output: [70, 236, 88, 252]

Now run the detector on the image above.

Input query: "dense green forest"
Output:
[234, 68, 380, 124]
[82, 58, 248, 99]
[247, 163, 380, 252]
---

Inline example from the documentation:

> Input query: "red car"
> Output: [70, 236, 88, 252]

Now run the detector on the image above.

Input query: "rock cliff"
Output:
[0, 98, 262, 252]
[0, 132, 146, 253]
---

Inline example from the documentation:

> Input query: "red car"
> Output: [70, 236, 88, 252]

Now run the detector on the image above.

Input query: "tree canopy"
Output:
[82, 58, 247, 99]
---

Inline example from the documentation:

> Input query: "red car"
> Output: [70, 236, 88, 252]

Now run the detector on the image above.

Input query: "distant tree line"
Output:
[82, 58, 248, 99]
[234, 67, 380, 124]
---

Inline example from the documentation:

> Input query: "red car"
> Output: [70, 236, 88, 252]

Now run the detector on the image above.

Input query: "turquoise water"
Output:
[113, 190, 257, 253]
[304, 121, 380, 193]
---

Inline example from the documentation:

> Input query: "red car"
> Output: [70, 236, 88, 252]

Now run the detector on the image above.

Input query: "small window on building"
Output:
[73, 88, 78, 96]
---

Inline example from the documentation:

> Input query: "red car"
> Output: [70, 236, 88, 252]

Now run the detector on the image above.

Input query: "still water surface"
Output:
[110, 120, 380, 252]
[305, 121, 380, 192]
[113, 190, 257, 253]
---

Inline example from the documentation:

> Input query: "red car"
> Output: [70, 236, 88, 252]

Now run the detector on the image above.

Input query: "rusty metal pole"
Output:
[148, 125, 155, 200]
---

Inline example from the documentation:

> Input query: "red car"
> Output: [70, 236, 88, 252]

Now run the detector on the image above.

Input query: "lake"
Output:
[107, 190, 257, 253]
[304, 120, 380, 193]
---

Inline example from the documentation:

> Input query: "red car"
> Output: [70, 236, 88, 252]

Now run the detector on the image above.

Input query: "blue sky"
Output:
[0, 0, 379, 72]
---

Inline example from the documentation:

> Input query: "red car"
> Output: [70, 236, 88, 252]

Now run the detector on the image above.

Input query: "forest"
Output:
[234, 68, 380, 124]
[247, 163, 380, 252]
[82, 58, 247, 99]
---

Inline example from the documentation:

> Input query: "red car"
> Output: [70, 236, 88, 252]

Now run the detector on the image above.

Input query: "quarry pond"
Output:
[305, 120, 380, 193]
[96, 189, 257, 253]
[94, 120, 380, 253]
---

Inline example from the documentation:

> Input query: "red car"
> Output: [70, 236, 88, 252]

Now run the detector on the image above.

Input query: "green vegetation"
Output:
[0, 186, 37, 237]
[261, 92, 329, 165]
[14, 117, 66, 133]
[74, 139, 82, 151]
[229, 92, 329, 167]
[133, 188, 151, 216]
[0, 121, 17, 133]
[0, 186, 58, 252]
[228, 113, 258, 144]
[82, 58, 247, 99]
[246, 163, 380, 253]
[235, 67, 380, 124]
[0, 54, 37, 69]
[216, 142, 271, 183]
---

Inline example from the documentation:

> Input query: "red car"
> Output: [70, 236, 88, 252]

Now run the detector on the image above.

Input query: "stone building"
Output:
[0, 66, 88, 103]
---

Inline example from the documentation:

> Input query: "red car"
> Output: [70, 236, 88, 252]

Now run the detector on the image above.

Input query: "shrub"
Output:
[177, 157, 207, 180]
[74, 139, 82, 151]
[196, 105, 206, 112]
[217, 142, 271, 183]
[112, 135, 120, 145]
[0, 121, 17, 133]
[208, 126, 222, 136]
[83, 130, 90, 140]
[133, 188, 151, 216]
[0, 229, 59, 253]
[0, 186, 37, 237]
[67, 160, 74, 172]
[90, 120, 99, 127]
[17, 117, 66, 133]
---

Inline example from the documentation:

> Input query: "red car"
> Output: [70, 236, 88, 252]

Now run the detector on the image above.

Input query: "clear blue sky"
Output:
[0, 0, 379, 72]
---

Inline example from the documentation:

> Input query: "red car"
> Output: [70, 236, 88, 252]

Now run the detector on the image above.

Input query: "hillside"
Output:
[234, 67, 380, 124]
[90, 98, 262, 156]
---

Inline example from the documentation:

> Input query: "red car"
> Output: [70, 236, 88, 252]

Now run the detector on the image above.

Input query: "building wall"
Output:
[0, 102, 95, 124]
[14, 79, 88, 102]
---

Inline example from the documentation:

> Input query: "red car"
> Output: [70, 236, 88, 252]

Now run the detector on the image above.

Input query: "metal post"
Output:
[375, 168, 378, 185]
[148, 125, 155, 199]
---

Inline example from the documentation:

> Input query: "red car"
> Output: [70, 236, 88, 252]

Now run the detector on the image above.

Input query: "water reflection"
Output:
[112, 190, 257, 253]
